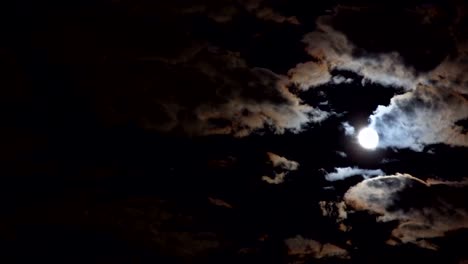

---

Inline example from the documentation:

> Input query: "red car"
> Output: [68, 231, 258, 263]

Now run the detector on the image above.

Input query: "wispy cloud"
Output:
[341, 122, 355, 136]
[262, 152, 299, 184]
[324, 167, 384, 181]
[285, 235, 349, 259]
[125, 47, 332, 137]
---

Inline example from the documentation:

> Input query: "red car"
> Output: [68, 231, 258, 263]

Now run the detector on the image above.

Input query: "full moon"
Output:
[357, 127, 379, 150]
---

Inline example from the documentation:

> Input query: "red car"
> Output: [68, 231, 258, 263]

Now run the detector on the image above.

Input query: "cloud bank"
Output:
[344, 174, 468, 249]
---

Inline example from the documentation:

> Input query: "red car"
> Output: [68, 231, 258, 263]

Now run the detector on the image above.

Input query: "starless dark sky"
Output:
[0, 0, 468, 263]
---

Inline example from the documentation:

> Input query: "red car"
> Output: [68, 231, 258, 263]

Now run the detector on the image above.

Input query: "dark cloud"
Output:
[240, 0, 300, 25]
[182, 0, 300, 25]
[330, 4, 456, 72]
[103, 47, 330, 137]
[95, 198, 222, 257]
[428, 42, 468, 95]
[208, 197, 233, 208]
[6, 1, 468, 263]
[89, 1, 467, 146]
[319, 201, 348, 222]
[285, 235, 349, 260]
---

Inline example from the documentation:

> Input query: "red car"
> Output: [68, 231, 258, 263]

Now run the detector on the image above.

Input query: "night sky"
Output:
[1, 0, 468, 263]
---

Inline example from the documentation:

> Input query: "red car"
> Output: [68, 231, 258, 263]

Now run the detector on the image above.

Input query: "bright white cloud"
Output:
[369, 84, 468, 151]
[342, 122, 356, 136]
[324, 167, 384, 181]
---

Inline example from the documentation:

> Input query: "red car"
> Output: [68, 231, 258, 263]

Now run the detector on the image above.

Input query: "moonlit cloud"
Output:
[324, 167, 384, 181]
[254, 7, 300, 25]
[297, 15, 420, 91]
[288, 61, 332, 90]
[182, 60, 331, 137]
[332, 75, 353, 84]
[100, 1, 468, 145]
[266, 152, 300, 171]
[194, 68, 327, 137]
[208, 197, 233, 208]
[344, 174, 468, 249]
[341, 122, 355, 136]
[184, 0, 300, 25]
[107, 4, 467, 143]
[335, 151, 347, 158]
[262, 152, 299, 184]
[319, 201, 348, 221]
[240, 0, 300, 24]
[291, 10, 468, 151]
[109, 46, 332, 137]
[262, 172, 287, 184]
[285, 235, 349, 259]
[369, 84, 468, 151]
[13, 1, 468, 263]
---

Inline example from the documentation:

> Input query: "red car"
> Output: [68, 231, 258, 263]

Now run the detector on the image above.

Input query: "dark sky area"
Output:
[1, 0, 468, 263]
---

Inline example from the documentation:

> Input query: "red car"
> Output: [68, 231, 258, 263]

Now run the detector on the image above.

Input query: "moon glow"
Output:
[358, 127, 379, 150]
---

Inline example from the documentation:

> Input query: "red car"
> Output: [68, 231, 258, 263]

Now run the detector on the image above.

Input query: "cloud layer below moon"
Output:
[344, 174, 468, 250]
[324, 167, 384, 181]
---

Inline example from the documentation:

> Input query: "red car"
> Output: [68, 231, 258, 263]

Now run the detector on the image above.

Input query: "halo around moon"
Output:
[357, 127, 379, 150]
